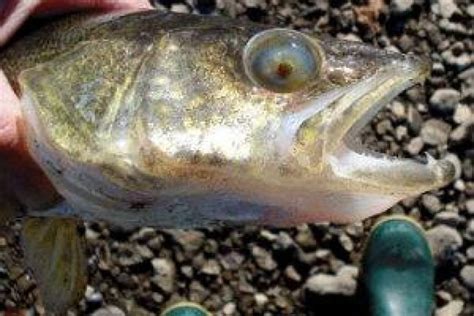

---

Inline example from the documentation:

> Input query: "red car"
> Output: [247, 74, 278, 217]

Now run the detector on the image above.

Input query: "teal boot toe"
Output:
[362, 217, 435, 316]
[161, 302, 211, 316]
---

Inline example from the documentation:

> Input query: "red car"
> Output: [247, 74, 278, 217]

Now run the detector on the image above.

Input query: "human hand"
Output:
[0, 0, 153, 215]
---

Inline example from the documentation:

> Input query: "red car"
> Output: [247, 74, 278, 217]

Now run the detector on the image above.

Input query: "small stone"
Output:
[151, 258, 176, 293]
[466, 246, 474, 260]
[429, 88, 460, 114]
[434, 212, 463, 227]
[406, 137, 424, 155]
[305, 266, 358, 296]
[407, 106, 423, 133]
[466, 199, 474, 214]
[390, 101, 406, 119]
[170, 4, 190, 13]
[426, 225, 463, 262]
[435, 300, 464, 316]
[222, 302, 236, 315]
[421, 119, 451, 145]
[453, 105, 473, 124]
[338, 233, 354, 252]
[431, 0, 460, 18]
[460, 265, 474, 289]
[92, 306, 126, 316]
[252, 246, 277, 271]
[295, 225, 317, 248]
[466, 220, 474, 240]
[442, 50, 471, 70]
[421, 194, 442, 214]
[201, 259, 221, 276]
[166, 230, 204, 253]
[254, 293, 269, 306]
[284, 265, 302, 282]
[390, 0, 414, 14]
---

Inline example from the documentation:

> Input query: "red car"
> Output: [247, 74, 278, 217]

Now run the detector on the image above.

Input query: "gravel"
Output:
[1, 0, 473, 315]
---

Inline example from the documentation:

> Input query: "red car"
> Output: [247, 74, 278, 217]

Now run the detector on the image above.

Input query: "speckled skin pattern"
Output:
[0, 11, 455, 228]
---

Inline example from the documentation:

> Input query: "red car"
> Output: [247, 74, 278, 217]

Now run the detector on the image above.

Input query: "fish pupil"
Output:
[276, 62, 292, 79]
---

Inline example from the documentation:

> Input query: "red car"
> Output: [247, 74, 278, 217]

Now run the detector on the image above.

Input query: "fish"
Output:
[0, 10, 455, 312]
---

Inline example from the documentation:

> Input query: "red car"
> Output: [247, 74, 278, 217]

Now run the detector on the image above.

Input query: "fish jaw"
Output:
[269, 53, 456, 224]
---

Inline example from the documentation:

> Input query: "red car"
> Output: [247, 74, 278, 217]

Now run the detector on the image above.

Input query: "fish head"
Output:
[18, 14, 456, 225]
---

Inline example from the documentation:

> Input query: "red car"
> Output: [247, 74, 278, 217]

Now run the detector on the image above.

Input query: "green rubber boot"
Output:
[361, 216, 435, 316]
[161, 302, 212, 316]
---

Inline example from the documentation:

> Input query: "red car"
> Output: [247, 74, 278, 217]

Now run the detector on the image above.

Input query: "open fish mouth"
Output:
[323, 55, 456, 196]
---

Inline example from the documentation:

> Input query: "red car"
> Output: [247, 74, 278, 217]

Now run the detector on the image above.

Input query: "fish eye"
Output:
[243, 29, 321, 93]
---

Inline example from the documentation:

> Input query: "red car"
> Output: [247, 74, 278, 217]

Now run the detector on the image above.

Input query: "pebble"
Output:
[429, 88, 460, 114]
[431, 0, 460, 18]
[466, 246, 474, 260]
[91, 305, 126, 316]
[433, 212, 463, 227]
[459, 265, 474, 289]
[252, 245, 277, 271]
[151, 258, 176, 293]
[222, 302, 236, 315]
[390, 0, 414, 14]
[406, 137, 424, 155]
[166, 230, 205, 253]
[466, 199, 474, 214]
[201, 259, 221, 276]
[453, 105, 473, 125]
[305, 266, 358, 296]
[254, 293, 269, 306]
[466, 220, 474, 240]
[435, 300, 464, 316]
[420, 119, 452, 145]
[421, 194, 442, 214]
[426, 225, 463, 261]
[407, 106, 423, 133]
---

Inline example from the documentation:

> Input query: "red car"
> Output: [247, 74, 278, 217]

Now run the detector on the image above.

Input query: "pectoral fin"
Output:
[21, 217, 87, 313]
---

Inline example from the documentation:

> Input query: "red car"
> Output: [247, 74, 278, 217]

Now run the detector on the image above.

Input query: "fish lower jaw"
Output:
[322, 66, 455, 197]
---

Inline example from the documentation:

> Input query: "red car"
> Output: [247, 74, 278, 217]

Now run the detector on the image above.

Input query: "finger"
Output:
[33, 0, 153, 15]
[0, 0, 41, 46]
[0, 70, 21, 149]
[0, 71, 58, 209]
[0, 0, 153, 46]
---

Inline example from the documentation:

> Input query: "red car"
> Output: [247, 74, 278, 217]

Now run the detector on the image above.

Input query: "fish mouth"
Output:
[325, 55, 456, 195]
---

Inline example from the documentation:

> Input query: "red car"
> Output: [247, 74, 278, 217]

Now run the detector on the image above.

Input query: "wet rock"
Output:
[305, 266, 358, 296]
[252, 245, 277, 271]
[406, 136, 424, 155]
[466, 199, 474, 214]
[433, 212, 464, 227]
[466, 219, 474, 240]
[460, 265, 474, 289]
[453, 105, 473, 125]
[426, 225, 463, 262]
[435, 300, 464, 316]
[431, 0, 460, 18]
[429, 88, 460, 114]
[420, 119, 451, 145]
[151, 258, 176, 293]
[201, 259, 221, 276]
[91, 305, 126, 316]
[390, 0, 414, 14]
[254, 293, 269, 306]
[166, 230, 205, 253]
[421, 194, 442, 214]
[407, 106, 423, 133]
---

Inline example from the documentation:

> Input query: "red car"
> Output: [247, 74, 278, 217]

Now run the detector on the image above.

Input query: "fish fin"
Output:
[21, 217, 87, 313]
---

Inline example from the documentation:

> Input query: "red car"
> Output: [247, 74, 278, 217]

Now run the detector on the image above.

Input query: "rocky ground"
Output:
[0, 0, 472, 315]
